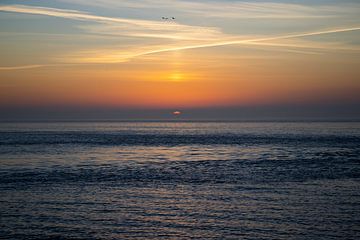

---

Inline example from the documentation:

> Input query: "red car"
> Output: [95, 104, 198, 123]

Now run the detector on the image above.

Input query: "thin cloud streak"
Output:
[0, 5, 222, 40]
[0, 5, 153, 25]
[150, 26, 360, 53]
[0, 65, 44, 70]
[1, 26, 359, 67]
[251, 27, 360, 42]
[62, 26, 360, 63]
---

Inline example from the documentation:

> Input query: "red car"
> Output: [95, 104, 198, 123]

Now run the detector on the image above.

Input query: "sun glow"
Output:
[169, 72, 184, 82]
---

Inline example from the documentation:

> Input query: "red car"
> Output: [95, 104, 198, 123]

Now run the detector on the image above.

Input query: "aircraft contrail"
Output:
[120, 26, 360, 59]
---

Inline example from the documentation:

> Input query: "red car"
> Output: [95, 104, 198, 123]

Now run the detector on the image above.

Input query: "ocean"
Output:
[0, 122, 359, 239]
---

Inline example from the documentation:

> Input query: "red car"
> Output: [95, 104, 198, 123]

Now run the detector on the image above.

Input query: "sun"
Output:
[173, 111, 182, 116]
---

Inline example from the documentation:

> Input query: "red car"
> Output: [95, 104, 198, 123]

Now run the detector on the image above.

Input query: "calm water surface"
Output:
[0, 122, 359, 239]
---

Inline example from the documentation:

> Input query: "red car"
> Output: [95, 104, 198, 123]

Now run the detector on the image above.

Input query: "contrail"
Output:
[147, 27, 360, 53]
[248, 27, 360, 42]
[113, 26, 360, 60]
[1, 26, 358, 67]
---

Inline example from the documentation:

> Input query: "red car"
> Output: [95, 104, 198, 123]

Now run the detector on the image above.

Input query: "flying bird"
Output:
[161, 17, 175, 21]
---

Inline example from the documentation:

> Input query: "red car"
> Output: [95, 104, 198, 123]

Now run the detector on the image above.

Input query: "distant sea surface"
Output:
[0, 122, 359, 239]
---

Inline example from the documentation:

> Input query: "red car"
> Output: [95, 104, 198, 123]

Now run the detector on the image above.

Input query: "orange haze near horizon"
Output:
[1, 51, 359, 109]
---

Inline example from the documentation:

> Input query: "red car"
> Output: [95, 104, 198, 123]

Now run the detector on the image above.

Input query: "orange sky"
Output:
[0, 1, 360, 116]
[1, 50, 359, 109]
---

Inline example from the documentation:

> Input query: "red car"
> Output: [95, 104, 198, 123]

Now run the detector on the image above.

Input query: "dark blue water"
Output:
[0, 122, 359, 239]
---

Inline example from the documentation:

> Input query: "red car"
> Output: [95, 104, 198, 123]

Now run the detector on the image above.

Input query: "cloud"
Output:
[0, 4, 359, 67]
[0, 4, 223, 41]
[0, 65, 44, 71]
[60, 26, 360, 63]
[252, 27, 360, 42]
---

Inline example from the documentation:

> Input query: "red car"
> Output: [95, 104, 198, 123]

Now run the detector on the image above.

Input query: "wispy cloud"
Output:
[60, 26, 360, 63]
[0, 4, 359, 68]
[251, 27, 360, 42]
[0, 4, 223, 41]
[0, 65, 44, 71]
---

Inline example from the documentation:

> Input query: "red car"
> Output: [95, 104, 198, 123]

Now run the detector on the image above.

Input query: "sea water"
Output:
[0, 122, 359, 239]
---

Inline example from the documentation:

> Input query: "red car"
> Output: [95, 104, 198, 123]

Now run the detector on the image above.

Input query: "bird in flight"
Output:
[162, 17, 175, 20]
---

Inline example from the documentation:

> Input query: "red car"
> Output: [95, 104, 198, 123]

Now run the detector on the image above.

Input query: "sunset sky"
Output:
[0, 0, 359, 120]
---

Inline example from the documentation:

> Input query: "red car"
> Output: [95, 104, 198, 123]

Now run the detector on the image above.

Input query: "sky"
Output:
[0, 0, 359, 120]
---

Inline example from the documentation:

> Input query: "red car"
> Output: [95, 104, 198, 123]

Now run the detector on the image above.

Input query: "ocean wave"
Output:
[1, 131, 359, 146]
[1, 158, 359, 185]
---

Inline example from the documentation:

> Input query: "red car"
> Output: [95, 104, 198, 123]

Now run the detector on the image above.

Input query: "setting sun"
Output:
[0, 1, 359, 239]
[173, 110, 182, 115]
